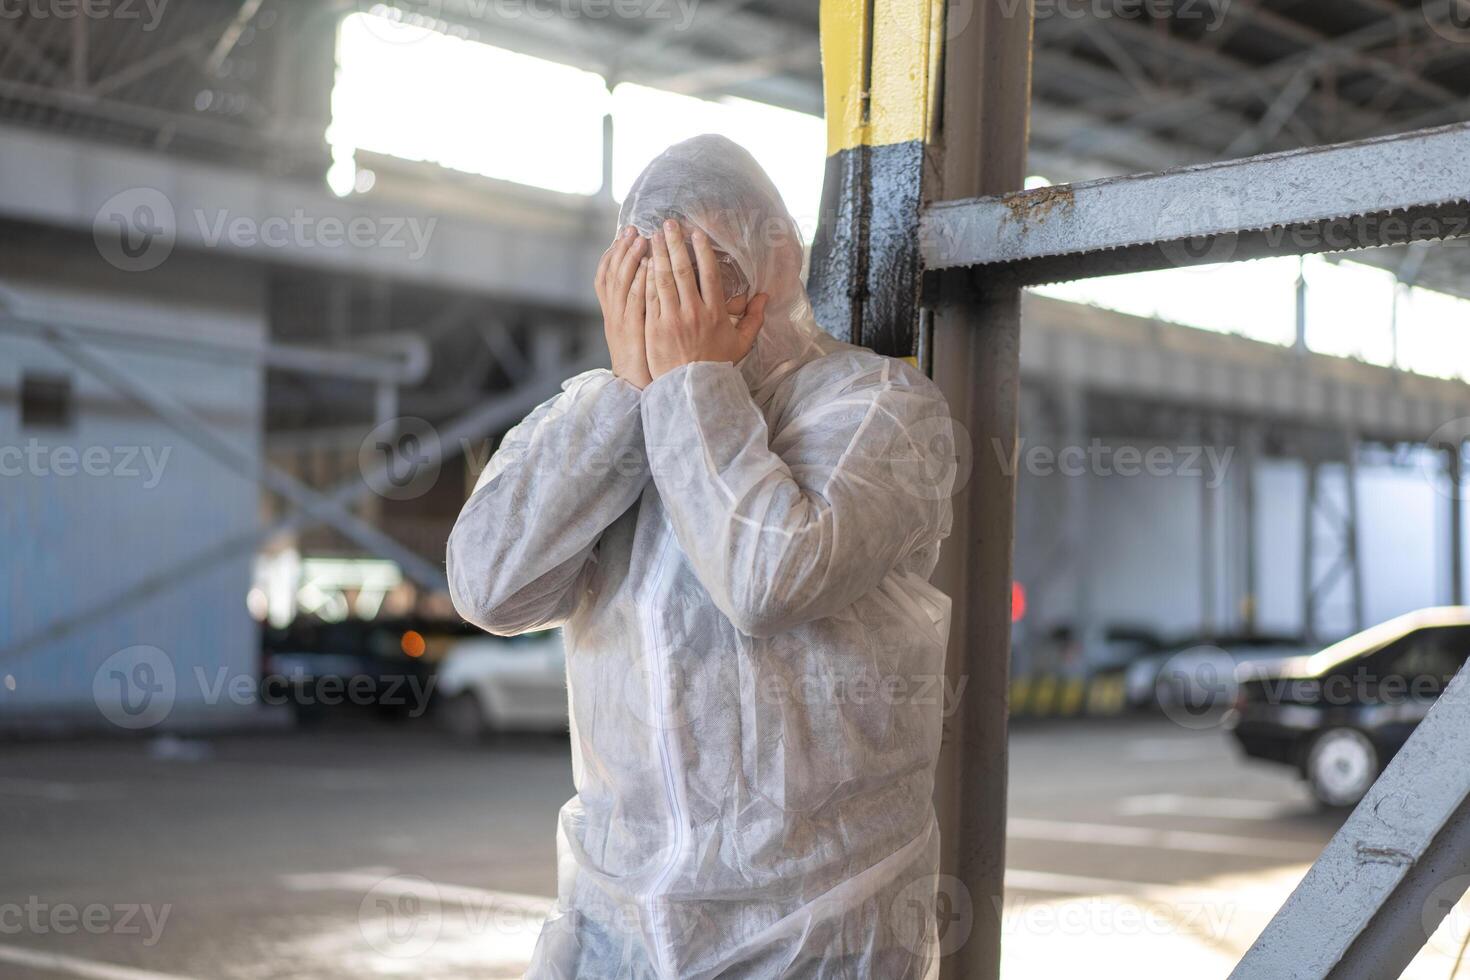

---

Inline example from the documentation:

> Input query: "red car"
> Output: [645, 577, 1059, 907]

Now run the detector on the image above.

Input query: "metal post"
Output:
[1241, 423, 1260, 633]
[1295, 256, 1308, 354]
[1450, 443, 1464, 606]
[1200, 418, 1219, 640]
[1302, 457, 1318, 643]
[808, 0, 942, 355]
[808, 3, 1032, 975]
[1343, 431, 1365, 633]
[929, 4, 1034, 979]
[1063, 386, 1092, 665]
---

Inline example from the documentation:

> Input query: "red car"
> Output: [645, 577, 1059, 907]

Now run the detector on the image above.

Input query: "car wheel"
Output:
[1306, 727, 1379, 808]
[437, 691, 492, 743]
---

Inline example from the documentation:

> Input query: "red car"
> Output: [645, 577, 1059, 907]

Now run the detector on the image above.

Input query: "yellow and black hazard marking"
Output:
[808, 0, 944, 360]
[1010, 673, 1130, 719]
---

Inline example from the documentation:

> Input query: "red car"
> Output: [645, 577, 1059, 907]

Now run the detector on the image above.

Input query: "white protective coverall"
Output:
[447, 134, 956, 979]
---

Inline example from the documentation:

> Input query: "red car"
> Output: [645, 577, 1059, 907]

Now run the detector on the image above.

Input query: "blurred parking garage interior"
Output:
[6, 1, 1470, 977]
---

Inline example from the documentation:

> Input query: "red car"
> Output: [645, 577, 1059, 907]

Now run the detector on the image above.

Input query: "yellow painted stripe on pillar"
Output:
[819, 0, 943, 154]
[819, 0, 866, 155]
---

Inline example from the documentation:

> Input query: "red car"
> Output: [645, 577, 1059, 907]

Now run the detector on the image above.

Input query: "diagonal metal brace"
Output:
[1230, 663, 1470, 979]
[42, 322, 452, 591]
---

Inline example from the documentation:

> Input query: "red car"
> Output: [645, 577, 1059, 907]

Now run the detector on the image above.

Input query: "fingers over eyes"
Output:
[663, 223, 700, 308]
[627, 259, 647, 317]
[614, 235, 645, 292]
[599, 227, 638, 287]
[690, 230, 723, 308]
[644, 252, 659, 320]
[650, 230, 680, 311]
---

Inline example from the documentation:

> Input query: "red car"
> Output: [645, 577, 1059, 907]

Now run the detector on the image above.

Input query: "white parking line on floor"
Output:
[1125, 738, 1230, 762]
[281, 869, 555, 916]
[0, 944, 199, 980]
[1115, 794, 1294, 820]
[280, 868, 548, 976]
[0, 779, 125, 802]
[1008, 817, 1316, 859]
[1005, 868, 1233, 901]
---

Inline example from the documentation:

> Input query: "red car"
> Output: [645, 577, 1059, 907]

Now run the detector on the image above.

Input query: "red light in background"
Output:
[1011, 582, 1027, 624]
[401, 630, 426, 658]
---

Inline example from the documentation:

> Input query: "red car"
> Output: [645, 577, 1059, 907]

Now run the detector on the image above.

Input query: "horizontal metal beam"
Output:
[1021, 295, 1470, 445]
[0, 307, 428, 385]
[1230, 665, 1470, 979]
[0, 123, 608, 306]
[922, 122, 1470, 285]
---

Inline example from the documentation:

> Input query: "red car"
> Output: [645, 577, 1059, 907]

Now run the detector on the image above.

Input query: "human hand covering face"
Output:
[594, 225, 652, 389]
[643, 218, 770, 380]
[616, 134, 819, 394]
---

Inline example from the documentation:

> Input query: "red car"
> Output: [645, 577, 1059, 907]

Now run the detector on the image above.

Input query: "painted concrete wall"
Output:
[1015, 435, 1457, 656]
[0, 231, 265, 731]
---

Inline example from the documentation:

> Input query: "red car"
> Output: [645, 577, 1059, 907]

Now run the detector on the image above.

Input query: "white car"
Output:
[434, 630, 568, 739]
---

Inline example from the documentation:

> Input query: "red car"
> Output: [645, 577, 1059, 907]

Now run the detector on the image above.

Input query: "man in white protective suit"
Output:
[447, 134, 957, 979]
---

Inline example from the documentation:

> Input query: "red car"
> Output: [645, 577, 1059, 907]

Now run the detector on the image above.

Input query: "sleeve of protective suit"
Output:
[447, 369, 648, 636]
[640, 357, 951, 638]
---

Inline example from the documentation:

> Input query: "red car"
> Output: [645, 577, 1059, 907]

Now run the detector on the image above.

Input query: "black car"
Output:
[1228, 608, 1470, 807]
[259, 618, 447, 723]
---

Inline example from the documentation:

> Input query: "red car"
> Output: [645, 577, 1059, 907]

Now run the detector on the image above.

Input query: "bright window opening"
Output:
[1034, 257, 1301, 347]
[330, 12, 608, 196]
[1034, 253, 1470, 381]
[610, 83, 826, 239]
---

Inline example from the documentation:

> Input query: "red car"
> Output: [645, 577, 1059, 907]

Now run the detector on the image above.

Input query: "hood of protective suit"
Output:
[616, 134, 825, 393]
[448, 135, 956, 979]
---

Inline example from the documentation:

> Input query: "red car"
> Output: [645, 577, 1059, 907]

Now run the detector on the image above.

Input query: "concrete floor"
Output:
[0, 720, 1465, 979]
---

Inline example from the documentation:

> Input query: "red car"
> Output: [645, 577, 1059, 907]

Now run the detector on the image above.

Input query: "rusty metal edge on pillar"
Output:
[927, 3, 1034, 980]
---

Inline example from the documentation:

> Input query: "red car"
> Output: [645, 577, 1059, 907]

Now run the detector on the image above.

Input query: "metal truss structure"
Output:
[854, 3, 1470, 976]
[5, 2, 1470, 968]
